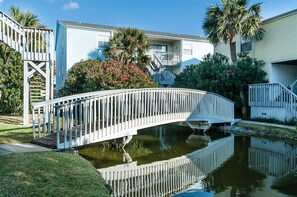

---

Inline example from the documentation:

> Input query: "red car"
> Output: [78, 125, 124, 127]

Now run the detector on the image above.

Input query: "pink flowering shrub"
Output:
[59, 59, 158, 96]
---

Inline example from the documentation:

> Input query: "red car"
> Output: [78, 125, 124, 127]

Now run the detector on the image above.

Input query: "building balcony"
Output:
[154, 51, 181, 66]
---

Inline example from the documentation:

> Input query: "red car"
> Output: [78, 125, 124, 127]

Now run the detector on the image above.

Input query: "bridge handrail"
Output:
[32, 88, 234, 149]
[32, 88, 234, 109]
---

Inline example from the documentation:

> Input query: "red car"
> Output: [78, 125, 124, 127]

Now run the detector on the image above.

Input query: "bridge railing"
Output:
[249, 146, 297, 177]
[32, 88, 234, 149]
[31, 90, 115, 139]
[0, 10, 54, 61]
[99, 135, 234, 196]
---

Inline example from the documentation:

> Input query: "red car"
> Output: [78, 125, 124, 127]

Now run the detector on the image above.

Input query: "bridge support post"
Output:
[23, 61, 53, 125]
[122, 135, 133, 148]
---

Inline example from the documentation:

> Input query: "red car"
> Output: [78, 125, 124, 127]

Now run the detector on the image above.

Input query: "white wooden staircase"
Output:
[0, 10, 55, 125]
[146, 52, 176, 87]
[249, 81, 297, 120]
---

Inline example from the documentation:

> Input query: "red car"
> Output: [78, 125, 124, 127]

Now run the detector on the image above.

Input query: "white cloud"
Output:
[62, 1, 79, 10]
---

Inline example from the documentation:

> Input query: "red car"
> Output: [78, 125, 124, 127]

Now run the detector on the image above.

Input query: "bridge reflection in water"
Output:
[99, 135, 234, 197]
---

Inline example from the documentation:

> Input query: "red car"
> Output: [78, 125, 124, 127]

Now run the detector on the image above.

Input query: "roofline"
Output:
[263, 8, 297, 24]
[57, 20, 208, 41]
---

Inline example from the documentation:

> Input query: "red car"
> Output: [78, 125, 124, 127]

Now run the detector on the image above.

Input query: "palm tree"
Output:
[104, 27, 150, 69]
[9, 6, 45, 28]
[202, 0, 265, 65]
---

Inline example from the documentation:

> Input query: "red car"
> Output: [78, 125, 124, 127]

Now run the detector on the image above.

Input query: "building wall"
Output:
[254, 12, 297, 81]
[271, 64, 297, 86]
[181, 40, 213, 71]
[255, 13, 297, 63]
[55, 24, 67, 91]
[66, 27, 112, 71]
[251, 106, 294, 121]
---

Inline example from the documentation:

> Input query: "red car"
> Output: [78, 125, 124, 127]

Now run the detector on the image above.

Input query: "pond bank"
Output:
[0, 152, 111, 196]
[219, 122, 297, 142]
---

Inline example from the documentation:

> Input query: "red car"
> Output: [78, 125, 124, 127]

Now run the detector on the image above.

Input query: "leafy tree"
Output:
[0, 44, 23, 114]
[104, 27, 150, 70]
[59, 60, 158, 96]
[0, 6, 46, 114]
[9, 6, 45, 28]
[174, 53, 267, 117]
[234, 53, 267, 116]
[202, 0, 265, 65]
[174, 65, 199, 89]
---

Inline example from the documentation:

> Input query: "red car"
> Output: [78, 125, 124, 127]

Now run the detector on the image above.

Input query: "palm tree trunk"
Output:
[229, 37, 237, 65]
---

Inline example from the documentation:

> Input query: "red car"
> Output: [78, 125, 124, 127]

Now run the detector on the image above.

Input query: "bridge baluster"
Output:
[37, 107, 41, 138]
[56, 107, 60, 147]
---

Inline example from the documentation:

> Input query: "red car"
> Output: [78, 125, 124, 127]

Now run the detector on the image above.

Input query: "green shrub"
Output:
[174, 53, 267, 117]
[0, 43, 23, 114]
[59, 59, 158, 96]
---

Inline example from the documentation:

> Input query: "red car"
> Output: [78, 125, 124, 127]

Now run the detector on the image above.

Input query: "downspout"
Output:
[180, 39, 183, 73]
[251, 38, 255, 64]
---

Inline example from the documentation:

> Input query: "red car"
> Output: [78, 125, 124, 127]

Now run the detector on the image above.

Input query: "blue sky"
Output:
[1, 0, 297, 36]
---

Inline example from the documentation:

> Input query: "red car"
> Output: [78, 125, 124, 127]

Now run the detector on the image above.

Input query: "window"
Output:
[241, 38, 252, 52]
[183, 44, 192, 55]
[98, 41, 108, 48]
[241, 41, 252, 52]
[97, 33, 110, 49]
[151, 44, 167, 52]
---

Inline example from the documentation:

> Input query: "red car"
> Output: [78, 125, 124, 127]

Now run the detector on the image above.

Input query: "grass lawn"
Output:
[235, 122, 297, 136]
[0, 152, 110, 197]
[0, 116, 33, 144]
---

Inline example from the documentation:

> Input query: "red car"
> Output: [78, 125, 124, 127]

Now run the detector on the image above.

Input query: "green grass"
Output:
[235, 122, 297, 135]
[0, 152, 110, 197]
[0, 116, 33, 144]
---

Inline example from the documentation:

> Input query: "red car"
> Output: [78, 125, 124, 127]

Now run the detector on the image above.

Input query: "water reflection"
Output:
[99, 135, 234, 197]
[177, 136, 297, 197]
[249, 137, 297, 196]
[79, 124, 297, 197]
[78, 124, 215, 168]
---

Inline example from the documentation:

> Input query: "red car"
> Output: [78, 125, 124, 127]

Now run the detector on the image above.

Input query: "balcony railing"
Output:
[0, 10, 54, 61]
[154, 51, 181, 66]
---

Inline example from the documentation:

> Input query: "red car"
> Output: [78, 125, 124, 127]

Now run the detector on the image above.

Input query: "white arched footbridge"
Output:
[32, 88, 234, 149]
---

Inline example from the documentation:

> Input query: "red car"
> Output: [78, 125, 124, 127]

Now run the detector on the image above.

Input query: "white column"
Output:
[23, 61, 29, 125]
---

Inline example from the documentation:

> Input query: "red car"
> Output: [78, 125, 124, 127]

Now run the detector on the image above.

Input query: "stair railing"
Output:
[249, 83, 297, 117]
[0, 10, 25, 52]
[153, 52, 164, 69]
[0, 10, 54, 61]
[146, 62, 155, 75]
[289, 78, 297, 95]
[154, 51, 181, 66]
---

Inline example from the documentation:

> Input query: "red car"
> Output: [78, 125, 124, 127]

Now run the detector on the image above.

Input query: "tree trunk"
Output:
[229, 37, 237, 65]
[240, 89, 248, 117]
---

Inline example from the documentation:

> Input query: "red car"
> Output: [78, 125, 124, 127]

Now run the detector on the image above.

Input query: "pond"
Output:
[78, 124, 297, 197]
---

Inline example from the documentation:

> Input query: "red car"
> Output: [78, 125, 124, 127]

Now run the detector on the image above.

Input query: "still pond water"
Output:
[78, 124, 297, 197]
